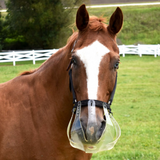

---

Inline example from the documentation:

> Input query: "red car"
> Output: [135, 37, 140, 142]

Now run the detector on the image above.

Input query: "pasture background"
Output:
[0, 55, 160, 159]
[0, 3, 160, 160]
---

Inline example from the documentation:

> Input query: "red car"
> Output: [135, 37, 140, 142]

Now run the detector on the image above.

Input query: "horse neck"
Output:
[35, 47, 73, 127]
[39, 48, 69, 87]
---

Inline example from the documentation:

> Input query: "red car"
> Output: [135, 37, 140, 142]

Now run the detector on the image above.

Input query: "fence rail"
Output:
[119, 44, 160, 57]
[0, 44, 160, 66]
[0, 49, 58, 66]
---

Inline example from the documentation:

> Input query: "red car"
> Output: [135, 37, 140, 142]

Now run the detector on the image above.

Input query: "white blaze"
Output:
[76, 40, 110, 99]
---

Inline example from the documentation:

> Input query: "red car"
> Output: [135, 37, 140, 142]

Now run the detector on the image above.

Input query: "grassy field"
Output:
[88, 5, 160, 45]
[0, 61, 44, 83]
[87, 4, 160, 45]
[92, 55, 160, 160]
[0, 55, 160, 159]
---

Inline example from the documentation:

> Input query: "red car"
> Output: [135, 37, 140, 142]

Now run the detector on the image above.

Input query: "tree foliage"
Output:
[0, 5, 4, 51]
[0, 14, 2, 50]
[6, 0, 88, 49]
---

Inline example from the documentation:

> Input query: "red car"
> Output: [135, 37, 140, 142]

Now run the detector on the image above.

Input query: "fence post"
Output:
[122, 44, 125, 57]
[158, 44, 160, 56]
[32, 50, 35, 64]
[154, 46, 157, 57]
[138, 44, 142, 57]
[13, 51, 16, 66]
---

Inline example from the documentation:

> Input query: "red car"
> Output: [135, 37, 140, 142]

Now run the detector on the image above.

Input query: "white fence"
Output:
[0, 49, 58, 66]
[119, 44, 160, 57]
[0, 44, 160, 66]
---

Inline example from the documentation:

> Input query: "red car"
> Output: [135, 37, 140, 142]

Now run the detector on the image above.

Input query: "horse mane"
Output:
[20, 16, 107, 76]
[20, 69, 37, 75]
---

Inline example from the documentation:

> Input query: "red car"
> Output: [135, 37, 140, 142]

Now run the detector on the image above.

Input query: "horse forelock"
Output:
[67, 16, 107, 45]
[89, 16, 107, 32]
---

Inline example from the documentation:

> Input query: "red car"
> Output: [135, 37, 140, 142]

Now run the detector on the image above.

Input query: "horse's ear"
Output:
[76, 4, 89, 31]
[107, 7, 123, 35]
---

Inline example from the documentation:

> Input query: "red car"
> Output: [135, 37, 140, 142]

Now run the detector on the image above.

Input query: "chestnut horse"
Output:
[0, 4, 123, 160]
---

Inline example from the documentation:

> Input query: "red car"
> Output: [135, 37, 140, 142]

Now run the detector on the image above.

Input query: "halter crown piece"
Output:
[67, 40, 121, 153]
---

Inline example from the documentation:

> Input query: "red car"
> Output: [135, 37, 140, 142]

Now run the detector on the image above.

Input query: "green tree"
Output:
[6, 0, 88, 49]
[0, 5, 4, 51]
[0, 15, 2, 51]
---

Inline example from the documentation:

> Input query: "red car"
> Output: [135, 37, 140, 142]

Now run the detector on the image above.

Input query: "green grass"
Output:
[92, 55, 160, 160]
[0, 61, 43, 83]
[0, 56, 160, 159]
[88, 5, 160, 45]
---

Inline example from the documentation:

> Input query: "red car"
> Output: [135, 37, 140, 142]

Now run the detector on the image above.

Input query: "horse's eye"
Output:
[71, 58, 76, 65]
[114, 62, 119, 69]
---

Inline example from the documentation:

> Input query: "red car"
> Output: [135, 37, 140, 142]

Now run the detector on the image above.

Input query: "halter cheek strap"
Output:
[69, 69, 77, 104]
[69, 68, 117, 114]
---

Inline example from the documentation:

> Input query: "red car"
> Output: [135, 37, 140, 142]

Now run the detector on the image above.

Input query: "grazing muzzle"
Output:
[67, 69, 121, 153]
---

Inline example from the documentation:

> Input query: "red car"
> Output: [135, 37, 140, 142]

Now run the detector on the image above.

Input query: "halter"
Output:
[68, 40, 117, 114]
[67, 40, 120, 153]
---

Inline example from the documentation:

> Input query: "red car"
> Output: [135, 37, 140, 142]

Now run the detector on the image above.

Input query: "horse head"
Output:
[67, 4, 123, 153]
